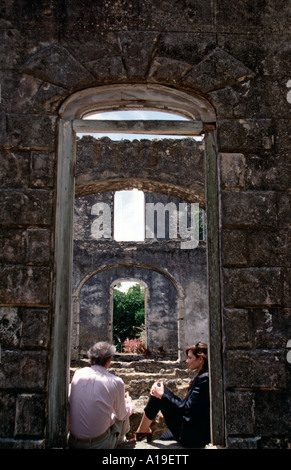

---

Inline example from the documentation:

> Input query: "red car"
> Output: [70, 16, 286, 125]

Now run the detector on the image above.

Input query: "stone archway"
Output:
[71, 263, 186, 362]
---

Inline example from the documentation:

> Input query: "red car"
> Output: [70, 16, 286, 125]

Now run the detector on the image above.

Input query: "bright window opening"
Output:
[114, 189, 145, 241]
[82, 110, 203, 141]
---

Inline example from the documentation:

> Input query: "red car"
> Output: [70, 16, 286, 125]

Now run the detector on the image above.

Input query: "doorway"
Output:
[47, 84, 223, 448]
[112, 279, 146, 353]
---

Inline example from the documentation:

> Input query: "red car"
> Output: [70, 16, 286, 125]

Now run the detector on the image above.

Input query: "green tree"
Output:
[113, 283, 145, 346]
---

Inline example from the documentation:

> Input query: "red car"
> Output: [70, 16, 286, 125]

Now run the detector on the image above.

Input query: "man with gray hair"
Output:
[68, 341, 133, 449]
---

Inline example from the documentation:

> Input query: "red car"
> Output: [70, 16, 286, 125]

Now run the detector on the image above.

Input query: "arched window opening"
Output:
[81, 109, 203, 141]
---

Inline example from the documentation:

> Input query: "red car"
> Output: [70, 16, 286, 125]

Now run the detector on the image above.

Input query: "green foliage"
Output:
[113, 283, 145, 346]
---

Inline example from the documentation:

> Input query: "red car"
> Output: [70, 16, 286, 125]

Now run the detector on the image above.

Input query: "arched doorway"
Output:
[71, 264, 185, 362]
[47, 84, 223, 448]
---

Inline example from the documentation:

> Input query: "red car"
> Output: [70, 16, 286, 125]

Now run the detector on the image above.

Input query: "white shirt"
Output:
[68, 365, 133, 439]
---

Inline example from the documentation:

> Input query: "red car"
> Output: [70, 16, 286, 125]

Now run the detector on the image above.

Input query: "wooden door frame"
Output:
[46, 86, 224, 448]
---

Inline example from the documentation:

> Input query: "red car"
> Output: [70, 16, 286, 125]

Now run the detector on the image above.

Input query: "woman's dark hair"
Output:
[87, 341, 116, 367]
[186, 341, 208, 374]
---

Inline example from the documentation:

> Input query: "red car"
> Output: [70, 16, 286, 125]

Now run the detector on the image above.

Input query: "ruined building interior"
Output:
[0, 0, 290, 450]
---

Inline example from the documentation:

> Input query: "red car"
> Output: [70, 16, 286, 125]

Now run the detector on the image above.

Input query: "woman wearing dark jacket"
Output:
[133, 342, 210, 448]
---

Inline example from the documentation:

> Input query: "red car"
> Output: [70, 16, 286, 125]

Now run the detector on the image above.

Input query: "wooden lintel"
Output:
[73, 119, 204, 136]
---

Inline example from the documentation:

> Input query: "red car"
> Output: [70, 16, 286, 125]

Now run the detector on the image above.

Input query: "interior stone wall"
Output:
[0, 0, 290, 449]
[75, 266, 179, 357]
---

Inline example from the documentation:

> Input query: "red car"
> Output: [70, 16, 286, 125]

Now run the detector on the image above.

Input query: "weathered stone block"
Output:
[30, 151, 55, 188]
[251, 308, 291, 349]
[213, 77, 290, 119]
[223, 268, 282, 307]
[20, 308, 50, 349]
[0, 228, 51, 266]
[0, 307, 50, 350]
[0, 72, 42, 114]
[221, 229, 248, 266]
[0, 393, 16, 437]
[63, 31, 121, 63]
[31, 82, 68, 114]
[148, 57, 192, 84]
[157, 32, 216, 66]
[0, 267, 51, 305]
[255, 390, 291, 436]
[245, 152, 291, 191]
[0, 149, 30, 188]
[225, 391, 255, 434]
[0, 307, 22, 348]
[26, 229, 52, 265]
[218, 118, 273, 151]
[0, 190, 53, 226]
[217, 34, 290, 78]
[225, 350, 286, 389]
[6, 115, 57, 150]
[182, 48, 254, 92]
[86, 56, 127, 83]
[0, 351, 47, 389]
[248, 229, 289, 267]
[216, 34, 265, 77]
[0, 228, 26, 265]
[223, 309, 250, 348]
[209, 85, 242, 118]
[15, 394, 45, 437]
[220, 153, 245, 189]
[221, 191, 277, 228]
[23, 44, 94, 89]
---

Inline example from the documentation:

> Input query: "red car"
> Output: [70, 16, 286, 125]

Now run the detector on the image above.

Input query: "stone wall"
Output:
[75, 135, 205, 203]
[75, 266, 180, 357]
[0, 0, 290, 449]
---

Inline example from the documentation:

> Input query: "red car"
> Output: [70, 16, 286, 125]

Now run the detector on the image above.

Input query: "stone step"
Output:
[70, 368, 190, 399]
[72, 356, 186, 370]
[70, 357, 192, 399]
[109, 367, 190, 380]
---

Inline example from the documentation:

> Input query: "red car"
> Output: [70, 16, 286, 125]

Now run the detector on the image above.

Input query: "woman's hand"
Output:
[125, 392, 132, 404]
[150, 381, 164, 399]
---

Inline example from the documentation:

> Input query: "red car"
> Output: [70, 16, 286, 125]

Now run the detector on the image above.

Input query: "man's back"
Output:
[69, 365, 129, 439]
